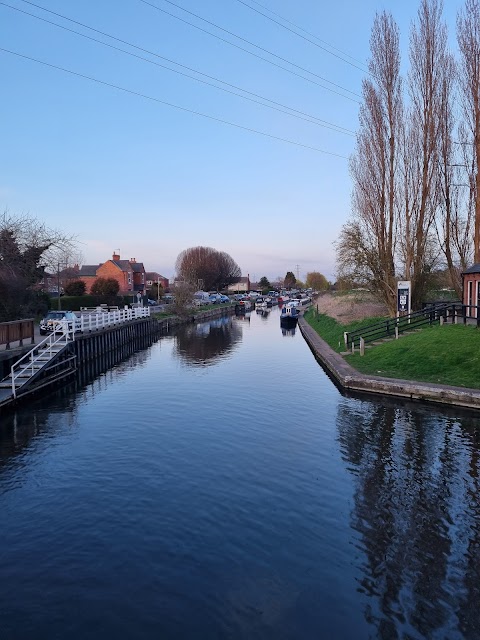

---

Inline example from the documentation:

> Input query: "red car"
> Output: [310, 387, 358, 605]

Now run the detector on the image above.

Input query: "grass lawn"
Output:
[303, 309, 387, 352]
[304, 309, 480, 389]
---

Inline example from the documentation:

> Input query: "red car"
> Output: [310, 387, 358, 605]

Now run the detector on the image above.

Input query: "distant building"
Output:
[227, 275, 250, 293]
[145, 272, 169, 291]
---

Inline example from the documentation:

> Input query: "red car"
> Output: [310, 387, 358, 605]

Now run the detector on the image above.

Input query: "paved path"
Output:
[298, 317, 480, 411]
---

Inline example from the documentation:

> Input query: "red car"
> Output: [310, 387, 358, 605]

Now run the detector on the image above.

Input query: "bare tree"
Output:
[175, 246, 241, 291]
[435, 52, 472, 296]
[457, 0, 480, 263]
[401, 0, 449, 307]
[338, 11, 402, 314]
[0, 210, 77, 320]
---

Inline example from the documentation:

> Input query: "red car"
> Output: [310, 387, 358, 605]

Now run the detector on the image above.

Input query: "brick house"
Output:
[462, 264, 480, 316]
[78, 252, 146, 295]
[145, 272, 169, 290]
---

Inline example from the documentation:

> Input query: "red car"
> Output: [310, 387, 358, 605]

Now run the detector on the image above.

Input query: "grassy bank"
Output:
[304, 309, 386, 352]
[304, 309, 480, 389]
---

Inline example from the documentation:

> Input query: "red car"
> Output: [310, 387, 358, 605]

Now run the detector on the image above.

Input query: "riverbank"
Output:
[299, 316, 480, 411]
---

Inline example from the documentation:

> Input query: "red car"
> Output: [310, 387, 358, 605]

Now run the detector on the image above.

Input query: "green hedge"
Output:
[52, 295, 127, 311]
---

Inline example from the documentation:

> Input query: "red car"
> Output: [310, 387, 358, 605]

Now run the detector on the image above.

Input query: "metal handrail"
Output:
[10, 322, 72, 398]
[8, 308, 151, 398]
[344, 302, 458, 349]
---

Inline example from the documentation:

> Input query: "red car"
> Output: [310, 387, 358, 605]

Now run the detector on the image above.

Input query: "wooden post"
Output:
[395, 326, 399, 339]
[440, 316, 444, 326]
[360, 337, 365, 356]
[351, 340, 355, 354]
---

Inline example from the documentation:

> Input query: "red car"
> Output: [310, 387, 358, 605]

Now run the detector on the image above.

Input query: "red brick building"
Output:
[462, 263, 480, 315]
[145, 272, 169, 291]
[78, 252, 146, 295]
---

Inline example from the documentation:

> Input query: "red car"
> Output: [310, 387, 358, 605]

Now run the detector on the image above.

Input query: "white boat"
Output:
[280, 302, 299, 324]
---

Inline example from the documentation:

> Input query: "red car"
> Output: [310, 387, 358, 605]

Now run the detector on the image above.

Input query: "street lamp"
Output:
[56, 261, 68, 310]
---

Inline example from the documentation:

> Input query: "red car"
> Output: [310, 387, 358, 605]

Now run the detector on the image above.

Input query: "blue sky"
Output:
[0, 0, 464, 282]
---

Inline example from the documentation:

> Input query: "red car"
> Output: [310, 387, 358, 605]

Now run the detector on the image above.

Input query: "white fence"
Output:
[75, 307, 150, 335]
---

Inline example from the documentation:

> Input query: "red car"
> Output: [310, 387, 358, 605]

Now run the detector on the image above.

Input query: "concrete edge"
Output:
[298, 316, 480, 411]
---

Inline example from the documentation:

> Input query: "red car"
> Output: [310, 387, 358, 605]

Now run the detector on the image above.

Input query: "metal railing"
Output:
[9, 323, 73, 398]
[344, 302, 466, 354]
[7, 308, 151, 398]
[77, 306, 150, 333]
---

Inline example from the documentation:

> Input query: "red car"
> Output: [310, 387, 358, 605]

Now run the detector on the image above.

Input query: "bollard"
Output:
[360, 337, 365, 356]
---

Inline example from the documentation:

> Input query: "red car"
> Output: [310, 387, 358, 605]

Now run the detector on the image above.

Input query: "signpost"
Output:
[397, 281, 411, 319]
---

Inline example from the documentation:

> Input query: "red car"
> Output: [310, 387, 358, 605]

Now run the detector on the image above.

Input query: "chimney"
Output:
[112, 251, 120, 261]
[130, 258, 136, 263]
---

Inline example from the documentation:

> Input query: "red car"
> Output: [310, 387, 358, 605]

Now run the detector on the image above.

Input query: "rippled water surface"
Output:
[1, 308, 479, 639]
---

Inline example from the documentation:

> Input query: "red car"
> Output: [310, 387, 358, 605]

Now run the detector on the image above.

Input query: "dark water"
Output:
[1, 308, 479, 639]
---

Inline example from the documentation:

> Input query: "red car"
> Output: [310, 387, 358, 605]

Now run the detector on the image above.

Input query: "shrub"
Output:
[64, 280, 86, 296]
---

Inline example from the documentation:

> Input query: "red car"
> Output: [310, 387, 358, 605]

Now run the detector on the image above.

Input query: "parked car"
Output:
[39, 310, 80, 335]
[193, 291, 211, 305]
[219, 295, 230, 303]
[209, 294, 222, 304]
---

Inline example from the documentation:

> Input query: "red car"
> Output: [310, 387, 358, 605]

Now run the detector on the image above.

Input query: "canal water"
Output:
[0, 307, 479, 639]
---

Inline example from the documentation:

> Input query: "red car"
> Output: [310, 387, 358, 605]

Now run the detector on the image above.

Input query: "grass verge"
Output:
[303, 309, 387, 352]
[304, 309, 480, 389]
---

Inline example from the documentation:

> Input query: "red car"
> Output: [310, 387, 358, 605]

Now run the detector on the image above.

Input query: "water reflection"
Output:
[0, 331, 159, 470]
[174, 316, 242, 366]
[336, 398, 480, 639]
[281, 325, 297, 337]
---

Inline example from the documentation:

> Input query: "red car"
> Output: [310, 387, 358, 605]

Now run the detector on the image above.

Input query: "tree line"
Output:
[337, 0, 480, 313]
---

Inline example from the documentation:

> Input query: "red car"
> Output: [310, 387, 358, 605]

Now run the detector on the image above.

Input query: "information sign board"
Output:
[397, 280, 411, 315]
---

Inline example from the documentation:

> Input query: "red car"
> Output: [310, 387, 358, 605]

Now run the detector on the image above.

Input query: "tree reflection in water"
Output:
[174, 316, 242, 366]
[336, 398, 480, 639]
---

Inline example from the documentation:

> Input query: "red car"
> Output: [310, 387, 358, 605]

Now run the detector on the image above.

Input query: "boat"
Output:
[280, 302, 299, 325]
[235, 300, 252, 314]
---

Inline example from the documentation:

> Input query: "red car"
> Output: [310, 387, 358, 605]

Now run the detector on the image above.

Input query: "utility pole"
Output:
[57, 263, 62, 310]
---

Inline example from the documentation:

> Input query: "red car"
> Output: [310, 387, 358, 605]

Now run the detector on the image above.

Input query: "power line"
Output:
[0, 47, 349, 158]
[4, 0, 355, 136]
[139, 0, 361, 103]
[234, 0, 369, 74]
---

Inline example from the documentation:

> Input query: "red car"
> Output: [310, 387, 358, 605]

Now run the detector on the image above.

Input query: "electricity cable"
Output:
[4, 0, 355, 135]
[234, 0, 369, 74]
[138, 0, 361, 103]
[0, 47, 349, 158]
